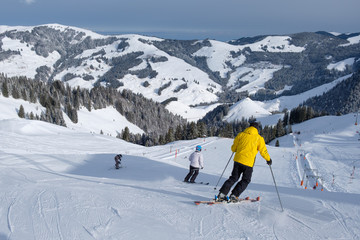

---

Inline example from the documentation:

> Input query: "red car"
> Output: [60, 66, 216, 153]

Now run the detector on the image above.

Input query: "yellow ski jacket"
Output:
[231, 126, 271, 167]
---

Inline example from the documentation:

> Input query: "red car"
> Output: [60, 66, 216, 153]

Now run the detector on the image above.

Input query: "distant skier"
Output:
[114, 154, 122, 169]
[184, 145, 204, 183]
[217, 122, 272, 201]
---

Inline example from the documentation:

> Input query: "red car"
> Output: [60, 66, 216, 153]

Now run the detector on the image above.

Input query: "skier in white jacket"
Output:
[184, 145, 204, 183]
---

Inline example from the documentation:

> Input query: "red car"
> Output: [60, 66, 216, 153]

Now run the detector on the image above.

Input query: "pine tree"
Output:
[21, 89, 27, 101]
[275, 119, 285, 138]
[65, 103, 78, 123]
[29, 112, 35, 120]
[283, 110, 289, 126]
[175, 125, 183, 141]
[18, 105, 25, 118]
[86, 98, 92, 112]
[114, 100, 124, 115]
[1, 81, 9, 97]
[165, 127, 175, 143]
[187, 122, 198, 140]
[11, 87, 20, 99]
[158, 135, 165, 145]
[224, 123, 234, 138]
[197, 121, 207, 137]
[29, 89, 36, 103]
[306, 106, 315, 120]
[207, 126, 216, 137]
[73, 86, 81, 110]
[299, 106, 307, 123]
[122, 127, 130, 141]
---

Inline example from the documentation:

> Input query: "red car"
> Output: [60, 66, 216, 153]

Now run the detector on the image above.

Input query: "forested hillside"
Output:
[1, 73, 332, 147]
[305, 69, 360, 114]
[0, 74, 186, 145]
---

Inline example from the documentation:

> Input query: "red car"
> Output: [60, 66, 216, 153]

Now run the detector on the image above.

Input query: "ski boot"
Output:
[215, 193, 228, 202]
[229, 194, 239, 203]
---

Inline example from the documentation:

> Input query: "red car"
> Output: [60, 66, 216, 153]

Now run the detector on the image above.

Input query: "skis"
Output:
[109, 165, 125, 170]
[194, 196, 260, 205]
[184, 181, 209, 185]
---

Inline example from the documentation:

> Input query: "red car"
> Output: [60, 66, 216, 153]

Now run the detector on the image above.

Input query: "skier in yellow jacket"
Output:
[217, 122, 272, 201]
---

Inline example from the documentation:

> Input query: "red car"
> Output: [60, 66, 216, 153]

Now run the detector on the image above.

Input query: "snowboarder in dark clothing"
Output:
[114, 154, 122, 169]
[217, 122, 272, 201]
[184, 145, 204, 183]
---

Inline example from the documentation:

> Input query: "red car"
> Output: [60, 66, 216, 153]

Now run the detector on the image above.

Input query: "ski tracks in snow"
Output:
[192, 201, 271, 240]
[325, 201, 359, 239]
[269, 209, 323, 240]
[268, 199, 359, 240]
[35, 189, 64, 240]
[6, 199, 15, 237]
[3, 186, 65, 240]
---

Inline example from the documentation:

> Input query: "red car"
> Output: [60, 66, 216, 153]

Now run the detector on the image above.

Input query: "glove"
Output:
[267, 159, 272, 166]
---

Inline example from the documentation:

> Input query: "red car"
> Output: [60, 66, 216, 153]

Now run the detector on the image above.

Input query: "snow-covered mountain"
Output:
[1, 24, 359, 124]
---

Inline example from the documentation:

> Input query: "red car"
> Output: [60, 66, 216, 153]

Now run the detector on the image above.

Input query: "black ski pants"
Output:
[184, 166, 200, 183]
[219, 161, 253, 197]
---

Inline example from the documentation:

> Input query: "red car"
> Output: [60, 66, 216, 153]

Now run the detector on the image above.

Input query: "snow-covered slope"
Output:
[0, 35, 61, 77]
[223, 74, 353, 126]
[0, 94, 142, 136]
[0, 112, 359, 239]
[223, 97, 272, 122]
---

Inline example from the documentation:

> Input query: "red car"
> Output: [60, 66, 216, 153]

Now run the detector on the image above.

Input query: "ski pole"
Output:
[214, 152, 234, 190]
[269, 164, 284, 212]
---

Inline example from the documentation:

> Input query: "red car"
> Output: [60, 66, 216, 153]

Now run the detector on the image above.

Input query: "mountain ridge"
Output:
[1, 24, 359, 122]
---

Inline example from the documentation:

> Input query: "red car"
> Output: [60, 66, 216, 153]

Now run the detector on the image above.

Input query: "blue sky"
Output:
[1, 0, 360, 41]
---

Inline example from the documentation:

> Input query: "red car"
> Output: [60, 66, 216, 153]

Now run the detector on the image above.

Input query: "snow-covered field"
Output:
[1, 112, 360, 239]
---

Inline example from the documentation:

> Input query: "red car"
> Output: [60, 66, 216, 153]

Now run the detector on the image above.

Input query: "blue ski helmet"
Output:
[196, 145, 202, 151]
